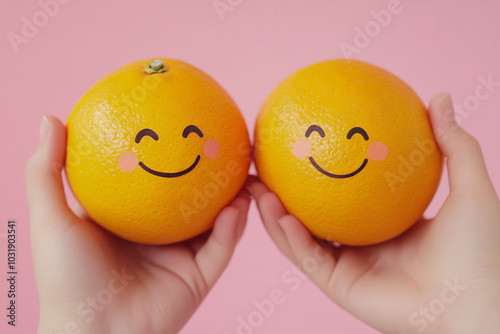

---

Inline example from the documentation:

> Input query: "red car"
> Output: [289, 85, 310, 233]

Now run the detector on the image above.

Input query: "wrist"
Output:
[37, 310, 110, 334]
[438, 290, 500, 334]
[38, 322, 108, 334]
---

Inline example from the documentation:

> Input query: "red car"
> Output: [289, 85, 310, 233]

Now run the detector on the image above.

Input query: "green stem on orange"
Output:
[144, 60, 167, 74]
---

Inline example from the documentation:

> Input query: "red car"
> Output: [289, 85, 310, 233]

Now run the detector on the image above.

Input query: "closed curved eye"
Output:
[347, 127, 369, 141]
[183, 125, 203, 138]
[135, 128, 159, 143]
[305, 125, 325, 138]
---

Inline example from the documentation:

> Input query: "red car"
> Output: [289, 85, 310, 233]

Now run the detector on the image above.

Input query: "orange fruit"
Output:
[255, 59, 442, 246]
[66, 58, 251, 244]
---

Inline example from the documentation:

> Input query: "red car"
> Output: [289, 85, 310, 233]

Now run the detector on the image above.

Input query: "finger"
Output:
[246, 175, 268, 198]
[428, 93, 495, 197]
[63, 169, 93, 222]
[195, 190, 250, 288]
[230, 187, 251, 240]
[246, 177, 294, 258]
[313, 237, 343, 261]
[278, 215, 337, 293]
[186, 230, 212, 254]
[188, 187, 250, 253]
[26, 116, 72, 228]
[70, 201, 93, 222]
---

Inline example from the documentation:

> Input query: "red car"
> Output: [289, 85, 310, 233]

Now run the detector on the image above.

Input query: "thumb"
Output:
[26, 116, 72, 229]
[428, 93, 496, 198]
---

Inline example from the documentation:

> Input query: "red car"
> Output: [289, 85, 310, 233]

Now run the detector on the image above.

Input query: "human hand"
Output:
[26, 116, 251, 334]
[248, 93, 500, 334]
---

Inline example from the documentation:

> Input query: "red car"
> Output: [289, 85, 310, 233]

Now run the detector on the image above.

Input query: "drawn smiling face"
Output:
[292, 124, 389, 179]
[253, 59, 444, 246]
[117, 125, 220, 177]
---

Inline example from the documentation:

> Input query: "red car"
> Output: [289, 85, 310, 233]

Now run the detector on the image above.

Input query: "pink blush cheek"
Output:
[118, 151, 138, 172]
[292, 139, 312, 159]
[203, 139, 220, 159]
[367, 142, 388, 162]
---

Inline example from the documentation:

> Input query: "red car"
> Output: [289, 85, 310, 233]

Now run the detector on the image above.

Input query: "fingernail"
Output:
[438, 94, 456, 125]
[39, 116, 49, 144]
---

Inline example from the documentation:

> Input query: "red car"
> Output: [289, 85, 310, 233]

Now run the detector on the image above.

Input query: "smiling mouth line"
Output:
[139, 155, 201, 178]
[308, 157, 368, 179]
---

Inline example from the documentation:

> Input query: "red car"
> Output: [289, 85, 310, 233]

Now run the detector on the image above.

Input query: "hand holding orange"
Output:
[66, 58, 250, 244]
[255, 59, 442, 246]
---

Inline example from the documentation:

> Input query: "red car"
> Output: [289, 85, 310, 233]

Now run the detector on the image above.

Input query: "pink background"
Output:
[1, 0, 499, 333]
